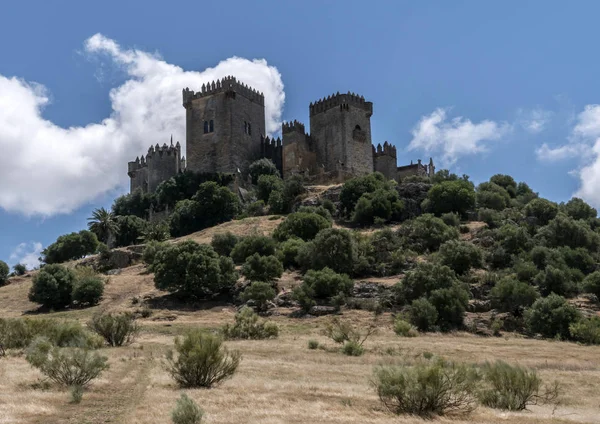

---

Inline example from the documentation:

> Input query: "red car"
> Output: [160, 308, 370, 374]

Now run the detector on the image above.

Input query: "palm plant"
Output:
[88, 208, 119, 246]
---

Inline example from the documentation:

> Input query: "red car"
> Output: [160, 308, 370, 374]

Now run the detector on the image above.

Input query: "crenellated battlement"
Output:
[372, 141, 397, 158]
[282, 120, 306, 135]
[182, 76, 265, 107]
[309, 91, 373, 116]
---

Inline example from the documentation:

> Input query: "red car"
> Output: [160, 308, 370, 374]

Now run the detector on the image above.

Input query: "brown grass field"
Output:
[1, 218, 600, 424]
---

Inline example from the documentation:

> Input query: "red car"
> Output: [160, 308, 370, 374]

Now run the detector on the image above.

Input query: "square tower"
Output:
[309, 92, 374, 176]
[182, 76, 266, 174]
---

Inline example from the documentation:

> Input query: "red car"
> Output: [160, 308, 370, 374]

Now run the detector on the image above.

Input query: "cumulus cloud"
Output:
[518, 108, 553, 134]
[408, 108, 511, 166]
[9, 242, 43, 270]
[0, 34, 285, 216]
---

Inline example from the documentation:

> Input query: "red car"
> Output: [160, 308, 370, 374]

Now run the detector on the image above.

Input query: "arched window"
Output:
[203, 121, 209, 134]
[248, 123, 252, 136]
[355, 125, 361, 131]
[209, 120, 214, 132]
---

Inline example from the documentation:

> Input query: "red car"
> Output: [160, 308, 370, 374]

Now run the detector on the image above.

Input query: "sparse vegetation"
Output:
[88, 312, 139, 347]
[239, 281, 276, 313]
[222, 306, 279, 339]
[171, 394, 204, 424]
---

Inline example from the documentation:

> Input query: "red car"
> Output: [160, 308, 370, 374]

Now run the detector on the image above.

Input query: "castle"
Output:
[128, 76, 434, 193]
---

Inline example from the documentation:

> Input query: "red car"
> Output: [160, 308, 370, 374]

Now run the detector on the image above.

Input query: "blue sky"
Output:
[2, 0, 600, 268]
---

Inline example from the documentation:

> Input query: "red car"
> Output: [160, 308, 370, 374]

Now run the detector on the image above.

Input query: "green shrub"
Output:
[256, 174, 283, 202]
[277, 238, 306, 269]
[25, 337, 109, 387]
[478, 360, 559, 411]
[409, 298, 439, 331]
[13, 263, 27, 276]
[325, 317, 376, 356]
[477, 182, 511, 211]
[341, 340, 364, 356]
[533, 265, 575, 297]
[153, 241, 238, 299]
[273, 212, 331, 241]
[300, 267, 353, 299]
[297, 205, 333, 222]
[393, 317, 418, 337]
[42, 230, 99, 264]
[489, 278, 539, 315]
[0, 318, 101, 349]
[141, 220, 170, 243]
[498, 224, 532, 255]
[307, 339, 319, 349]
[424, 179, 476, 217]
[339, 172, 390, 216]
[70, 385, 84, 404]
[363, 229, 407, 277]
[486, 245, 513, 270]
[172, 394, 204, 424]
[211, 232, 239, 257]
[441, 212, 460, 227]
[114, 215, 147, 247]
[395, 262, 457, 304]
[241, 254, 283, 283]
[222, 306, 279, 339]
[581, 271, 600, 299]
[562, 197, 597, 220]
[373, 359, 479, 416]
[524, 198, 558, 226]
[438, 240, 483, 275]
[72, 276, 104, 306]
[310, 228, 358, 275]
[231, 236, 277, 264]
[267, 176, 306, 214]
[569, 316, 600, 345]
[397, 214, 459, 253]
[112, 188, 155, 219]
[0, 260, 9, 284]
[28, 264, 76, 309]
[352, 188, 404, 225]
[249, 158, 279, 184]
[429, 285, 470, 331]
[240, 282, 276, 313]
[88, 313, 139, 347]
[167, 330, 241, 388]
[245, 200, 266, 217]
[478, 208, 503, 229]
[513, 261, 539, 283]
[537, 213, 599, 250]
[142, 240, 168, 270]
[524, 294, 580, 339]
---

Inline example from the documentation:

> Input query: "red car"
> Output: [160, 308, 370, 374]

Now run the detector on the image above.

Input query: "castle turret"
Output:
[127, 137, 184, 194]
[373, 141, 397, 180]
[281, 120, 317, 178]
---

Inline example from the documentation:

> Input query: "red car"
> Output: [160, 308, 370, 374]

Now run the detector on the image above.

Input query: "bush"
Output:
[478, 360, 559, 411]
[112, 189, 155, 219]
[300, 267, 353, 299]
[341, 340, 364, 356]
[513, 260, 539, 283]
[142, 240, 168, 270]
[524, 294, 580, 339]
[533, 265, 575, 297]
[172, 394, 204, 424]
[581, 271, 600, 299]
[395, 262, 457, 304]
[409, 298, 439, 331]
[245, 200, 266, 216]
[476, 182, 511, 211]
[373, 359, 479, 417]
[256, 174, 283, 202]
[114, 215, 147, 247]
[363, 229, 407, 277]
[441, 212, 460, 227]
[537, 213, 599, 250]
[25, 337, 108, 387]
[325, 317, 376, 356]
[310, 228, 357, 275]
[307, 339, 319, 349]
[249, 158, 279, 184]
[397, 214, 459, 253]
[569, 316, 600, 345]
[339, 172, 390, 216]
[13, 263, 27, 276]
[240, 281, 276, 313]
[478, 208, 503, 228]
[28, 264, 76, 309]
[438, 240, 482, 275]
[267, 176, 306, 214]
[88, 313, 139, 347]
[241, 254, 283, 283]
[72, 276, 104, 306]
[231, 236, 277, 264]
[424, 179, 476, 217]
[273, 212, 331, 241]
[489, 278, 538, 315]
[0, 260, 9, 284]
[524, 198, 559, 226]
[222, 306, 279, 339]
[562, 197, 597, 221]
[429, 285, 470, 331]
[141, 220, 170, 243]
[0, 318, 102, 349]
[154, 241, 238, 299]
[211, 232, 239, 257]
[42, 230, 99, 264]
[167, 330, 241, 388]
[352, 188, 404, 225]
[393, 317, 418, 337]
[277, 238, 306, 269]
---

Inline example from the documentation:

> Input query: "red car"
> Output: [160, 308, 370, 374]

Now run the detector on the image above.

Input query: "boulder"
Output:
[308, 305, 338, 316]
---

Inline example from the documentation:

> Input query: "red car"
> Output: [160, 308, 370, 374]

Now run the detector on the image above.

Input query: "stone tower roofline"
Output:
[309, 91, 373, 117]
[261, 134, 282, 148]
[182, 76, 265, 107]
[372, 141, 397, 159]
[127, 138, 183, 176]
[282, 119, 306, 135]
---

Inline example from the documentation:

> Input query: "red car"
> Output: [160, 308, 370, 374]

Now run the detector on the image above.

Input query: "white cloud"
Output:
[408, 108, 511, 166]
[535, 142, 588, 162]
[518, 108, 553, 134]
[0, 34, 285, 216]
[9, 242, 43, 270]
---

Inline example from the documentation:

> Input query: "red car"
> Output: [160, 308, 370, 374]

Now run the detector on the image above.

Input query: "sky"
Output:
[1, 0, 600, 269]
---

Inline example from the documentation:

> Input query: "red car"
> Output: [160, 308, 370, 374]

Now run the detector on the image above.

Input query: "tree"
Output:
[112, 189, 155, 219]
[490, 174, 517, 198]
[524, 198, 558, 226]
[230, 236, 277, 264]
[537, 213, 599, 250]
[561, 197, 597, 221]
[13, 263, 27, 276]
[273, 212, 331, 241]
[397, 214, 459, 253]
[240, 282, 276, 313]
[429, 285, 470, 330]
[582, 271, 600, 299]
[28, 264, 76, 309]
[88, 207, 119, 245]
[534, 266, 575, 297]
[424, 179, 476, 217]
[396, 262, 457, 304]
[114, 215, 147, 247]
[249, 158, 279, 184]
[476, 182, 511, 211]
[241, 254, 283, 283]
[339, 172, 391, 216]
[489, 278, 539, 315]
[0, 260, 9, 285]
[352, 188, 404, 225]
[153, 241, 238, 299]
[42, 231, 99, 264]
[257, 174, 283, 203]
[525, 294, 580, 339]
[438, 240, 483, 275]
[310, 228, 358, 275]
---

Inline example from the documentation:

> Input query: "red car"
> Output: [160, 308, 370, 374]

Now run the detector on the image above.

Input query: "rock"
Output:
[353, 282, 382, 299]
[238, 187, 255, 204]
[274, 291, 296, 307]
[321, 185, 342, 203]
[104, 268, 122, 276]
[308, 305, 337, 316]
[468, 299, 492, 313]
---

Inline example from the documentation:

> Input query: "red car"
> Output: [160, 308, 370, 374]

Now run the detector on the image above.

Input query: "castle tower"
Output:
[373, 141, 397, 181]
[281, 120, 317, 178]
[127, 137, 184, 193]
[182, 76, 266, 174]
[309, 92, 374, 176]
